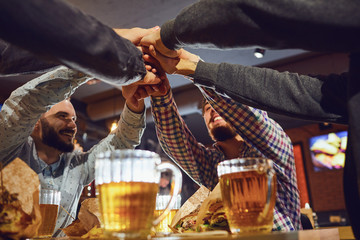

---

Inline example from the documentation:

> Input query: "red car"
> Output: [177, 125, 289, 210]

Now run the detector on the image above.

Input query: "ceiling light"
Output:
[110, 120, 118, 132]
[254, 48, 266, 58]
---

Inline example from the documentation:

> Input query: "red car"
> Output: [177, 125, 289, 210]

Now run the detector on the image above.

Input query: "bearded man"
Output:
[0, 66, 150, 237]
[145, 76, 301, 231]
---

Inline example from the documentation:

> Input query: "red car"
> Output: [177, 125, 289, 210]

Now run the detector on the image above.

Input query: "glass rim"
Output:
[218, 157, 273, 166]
[96, 149, 160, 160]
[217, 157, 273, 176]
[39, 188, 61, 194]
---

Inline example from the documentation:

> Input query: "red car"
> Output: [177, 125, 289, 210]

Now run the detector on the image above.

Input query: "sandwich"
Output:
[171, 184, 230, 233]
[196, 201, 229, 232]
[0, 188, 33, 236]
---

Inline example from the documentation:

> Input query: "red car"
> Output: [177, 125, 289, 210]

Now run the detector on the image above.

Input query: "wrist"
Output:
[174, 58, 199, 76]
[126, 100, 145, 114]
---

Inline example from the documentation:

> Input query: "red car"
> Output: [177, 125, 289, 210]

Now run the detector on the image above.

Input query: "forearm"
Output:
[161, 0, 360, 52]
[0, 0, 146, 84]
[0, 39, 58, 75]
[151, 91, 218, 187]
[194, 61, 348, 123]
[83, 103, 146, 183]
[125, 100, 145, 114]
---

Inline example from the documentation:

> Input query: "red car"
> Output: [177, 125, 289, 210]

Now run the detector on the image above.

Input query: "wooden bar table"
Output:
[52, 228, 340, 240]
[151, 228, 340, 240]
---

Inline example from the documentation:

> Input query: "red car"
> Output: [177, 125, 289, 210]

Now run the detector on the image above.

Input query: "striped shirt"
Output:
[151, 87, 301, 231]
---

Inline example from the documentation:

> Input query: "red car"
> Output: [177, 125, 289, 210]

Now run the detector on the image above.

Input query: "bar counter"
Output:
[47, 227, 343, 240]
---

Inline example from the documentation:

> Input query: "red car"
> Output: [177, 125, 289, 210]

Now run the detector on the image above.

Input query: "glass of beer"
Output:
[154, 194, 181, 234]
[95, 149, 182, 239]
[217, 158, 276, 234]
[37, 188, 61, 238]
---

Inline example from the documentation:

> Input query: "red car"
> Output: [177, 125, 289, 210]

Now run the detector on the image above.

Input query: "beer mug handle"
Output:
[152, 162, 182, 226]
[259, 169, 276, 221]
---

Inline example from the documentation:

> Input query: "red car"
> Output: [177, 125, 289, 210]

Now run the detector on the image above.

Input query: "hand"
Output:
[121, 83, 149, 113]
[143, 46, 200, 76]
[136, 70, 162, 86]
[140, 29, 180, 58]
[114, 26, 160, 45]
[133, 77, 170, 100]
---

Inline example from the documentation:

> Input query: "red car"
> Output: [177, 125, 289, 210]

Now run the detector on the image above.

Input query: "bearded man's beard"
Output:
[40, 119, 75, 152]
[210, 125, 237, 142]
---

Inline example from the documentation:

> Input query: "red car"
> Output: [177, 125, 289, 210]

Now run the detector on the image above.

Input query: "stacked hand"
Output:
[114, 26, 164, 86]
[140, 28, 200, 76]
[114, 27, 167, 112]
[118, 26, 202, 112]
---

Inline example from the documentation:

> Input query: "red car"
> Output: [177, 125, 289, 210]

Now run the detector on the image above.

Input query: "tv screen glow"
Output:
[309, 131, 347, 172]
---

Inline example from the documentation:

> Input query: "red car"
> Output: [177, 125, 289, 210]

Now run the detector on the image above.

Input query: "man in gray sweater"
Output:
[140, 1, 360, 236]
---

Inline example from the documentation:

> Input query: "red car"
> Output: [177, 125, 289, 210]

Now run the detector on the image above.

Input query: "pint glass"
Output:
[217, 158, 276, 234]
[37, 189, 61, 238]
[95, 149, 182, 239]
[154, 194, 181, 234]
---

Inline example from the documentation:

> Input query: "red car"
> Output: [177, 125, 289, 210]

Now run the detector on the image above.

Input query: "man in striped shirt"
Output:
[146, 76, 301, 231]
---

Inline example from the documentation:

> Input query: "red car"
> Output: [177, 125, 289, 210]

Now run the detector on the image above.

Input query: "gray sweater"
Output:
[193, 61, 348, 124]
[160, 0, 360, 52]
[160, 1, 360, 237]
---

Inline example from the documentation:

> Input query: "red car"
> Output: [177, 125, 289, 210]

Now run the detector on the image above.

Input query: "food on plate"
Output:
[61, 219, 88, 237]
[0, 158, 41, 239]
[0, 188, 33, 236]
[171, 185, 230, 233]
[197, 201, 229, 232]
[62, 198, 105, 238]
[173, 212, 198, 233]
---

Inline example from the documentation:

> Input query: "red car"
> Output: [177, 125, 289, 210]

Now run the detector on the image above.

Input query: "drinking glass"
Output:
[217, 158, 276, 234]
[95, 149, 182, 239]
[154, 194, 181, 234]
[37, 189, 61, 238]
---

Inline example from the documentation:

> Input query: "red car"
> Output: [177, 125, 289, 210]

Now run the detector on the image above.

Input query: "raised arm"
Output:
[142, 48, 348, 124]
[141, 0, 360, 54]
[0, 66, 90, 166]
[150, 85, 222, 188]
[0, 0, 147, 84]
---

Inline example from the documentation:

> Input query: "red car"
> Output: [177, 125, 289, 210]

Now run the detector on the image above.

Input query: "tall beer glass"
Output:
[217, 158, 276, 234]
[37, 188, 61, 238]
[95, 149, 182, 239]
[154, 194, 181, 234]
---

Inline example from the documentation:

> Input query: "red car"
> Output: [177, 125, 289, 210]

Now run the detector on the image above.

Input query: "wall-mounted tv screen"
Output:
[309, 131, 347, 172]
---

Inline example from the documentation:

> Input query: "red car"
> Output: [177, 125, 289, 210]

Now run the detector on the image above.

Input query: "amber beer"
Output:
[38, 204, 59, 237]
[219, 170, 277, 233]
[154, 209, 178, 233]
[97, 181, 158, 235]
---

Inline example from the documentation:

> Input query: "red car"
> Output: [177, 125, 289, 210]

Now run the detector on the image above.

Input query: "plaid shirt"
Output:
[151, 87, 301, 231]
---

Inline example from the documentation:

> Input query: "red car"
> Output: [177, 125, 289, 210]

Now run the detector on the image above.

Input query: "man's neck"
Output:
[216, 135, 244, 159]
[34, 139, 62, 165]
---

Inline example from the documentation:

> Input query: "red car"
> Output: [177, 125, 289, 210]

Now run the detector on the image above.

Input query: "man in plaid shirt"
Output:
[147, 76, 301, 231]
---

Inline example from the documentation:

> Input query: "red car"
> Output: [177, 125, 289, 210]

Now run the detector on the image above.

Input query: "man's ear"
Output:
[32, 120, 41, 136]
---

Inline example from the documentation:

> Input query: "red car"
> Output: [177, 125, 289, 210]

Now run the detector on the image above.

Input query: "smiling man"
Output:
[31, 100, 78, 165]
[145, 76, 301, 231]
[0, 66, 148, 237]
